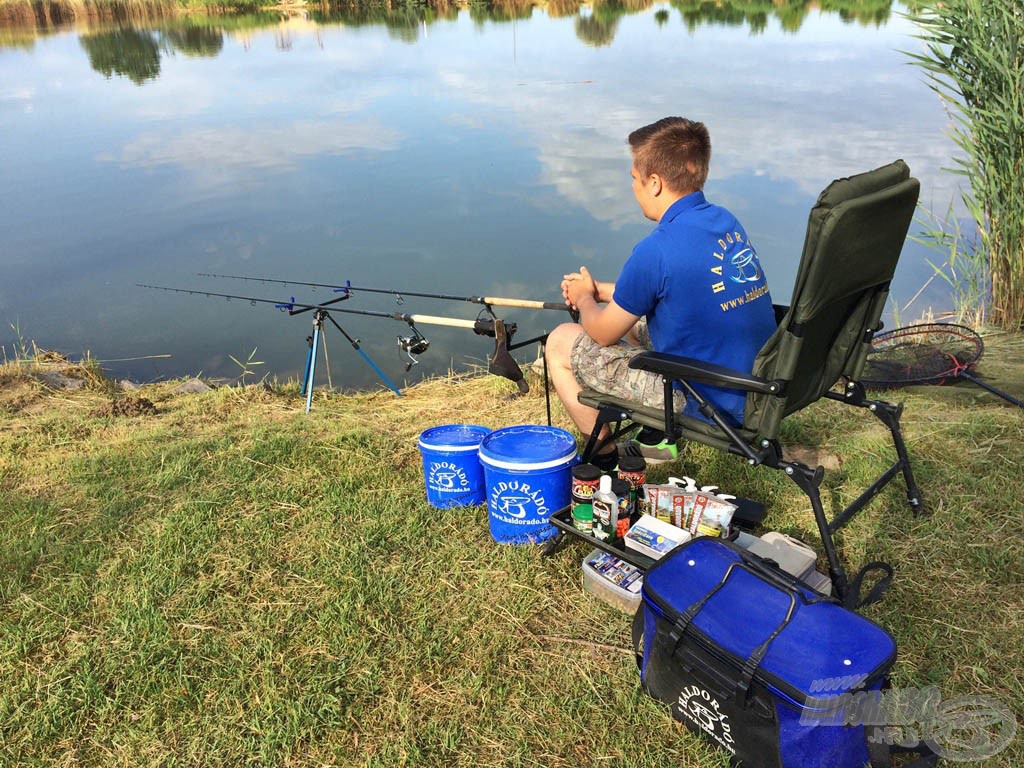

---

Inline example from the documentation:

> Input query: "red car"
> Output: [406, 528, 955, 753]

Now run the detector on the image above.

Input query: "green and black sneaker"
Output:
[617, 438, 679, 465]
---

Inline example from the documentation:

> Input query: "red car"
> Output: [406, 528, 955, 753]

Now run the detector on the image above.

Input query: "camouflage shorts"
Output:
[570, 319, 685, 411]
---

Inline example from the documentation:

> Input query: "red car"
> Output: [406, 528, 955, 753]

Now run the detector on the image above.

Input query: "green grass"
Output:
[1, 347, 1023, 766]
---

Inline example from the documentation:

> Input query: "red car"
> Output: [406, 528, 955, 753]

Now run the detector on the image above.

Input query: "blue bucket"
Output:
[478, 425, 578, 544]
[418, 424, 491, 508]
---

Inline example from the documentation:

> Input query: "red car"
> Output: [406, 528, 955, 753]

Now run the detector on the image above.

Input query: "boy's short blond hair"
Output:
[628, 117, 711, 194]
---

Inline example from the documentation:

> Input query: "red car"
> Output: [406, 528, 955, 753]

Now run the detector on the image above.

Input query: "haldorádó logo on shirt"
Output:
[730, 247, 762, 284]
[711, 231, 768, 312]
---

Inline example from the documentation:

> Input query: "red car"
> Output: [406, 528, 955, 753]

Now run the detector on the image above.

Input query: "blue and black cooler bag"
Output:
[635, 537, 903, 768]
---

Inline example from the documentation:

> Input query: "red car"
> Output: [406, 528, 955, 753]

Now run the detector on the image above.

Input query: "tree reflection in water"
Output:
[79, 23, 223, 84]
[8, 0, 899, 84]
[80, 28, 163, 85]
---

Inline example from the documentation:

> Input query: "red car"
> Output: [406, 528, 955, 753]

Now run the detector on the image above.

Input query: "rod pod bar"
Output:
[137, 282, 531, 392]
[196, 272, 570, 312]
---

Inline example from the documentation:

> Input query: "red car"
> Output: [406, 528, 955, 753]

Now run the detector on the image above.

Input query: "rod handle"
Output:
[406, 314, 478, 329]
[481, 297, 569, 311]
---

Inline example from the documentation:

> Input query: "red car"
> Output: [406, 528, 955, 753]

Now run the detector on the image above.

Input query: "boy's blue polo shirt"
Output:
[613, 190, 775, 424]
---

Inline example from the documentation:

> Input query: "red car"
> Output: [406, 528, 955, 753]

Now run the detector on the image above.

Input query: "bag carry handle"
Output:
[670, 560, 798, 703]
[674, 559, 800, 635]
[669, 544, 830, 644]
[844, 561, 894, 610]
[735, 543, 836, 605]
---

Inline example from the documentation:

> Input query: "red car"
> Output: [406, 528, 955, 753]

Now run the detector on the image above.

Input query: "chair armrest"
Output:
[627, 351, 783, 395]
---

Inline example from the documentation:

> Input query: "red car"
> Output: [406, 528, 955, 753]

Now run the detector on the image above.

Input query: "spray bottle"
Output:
[592, 474, 619, 542]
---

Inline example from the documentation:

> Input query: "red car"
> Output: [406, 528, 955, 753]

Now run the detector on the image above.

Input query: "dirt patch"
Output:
[785, 444, 843, 472]
[0, 376, 41, 414]
[94, 396, 158, 418]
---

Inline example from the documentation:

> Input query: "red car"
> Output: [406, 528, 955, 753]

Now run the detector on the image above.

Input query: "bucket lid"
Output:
[418, 424, 491, 452]
[478, 425, 578, 471]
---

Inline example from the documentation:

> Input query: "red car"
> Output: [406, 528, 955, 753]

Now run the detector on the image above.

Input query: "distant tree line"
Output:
[3, 0, 900, 55]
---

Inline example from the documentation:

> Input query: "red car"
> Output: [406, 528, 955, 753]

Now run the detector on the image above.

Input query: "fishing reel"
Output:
[397, 324, 430, 371]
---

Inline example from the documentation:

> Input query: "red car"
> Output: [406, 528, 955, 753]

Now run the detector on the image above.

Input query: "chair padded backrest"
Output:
[746, 160, 920, 437]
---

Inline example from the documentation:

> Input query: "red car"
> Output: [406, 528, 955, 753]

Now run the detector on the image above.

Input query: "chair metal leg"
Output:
[827, 398, 924, 533]
[784, 461, 850, 602]
[826, 388, 924, 518]
[581, 404, 641, 462]
[871, 399, 924, 514]
[541, 530, 572, 557]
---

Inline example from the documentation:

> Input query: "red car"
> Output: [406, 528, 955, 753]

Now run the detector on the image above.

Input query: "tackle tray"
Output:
[549, 495, 767, 573]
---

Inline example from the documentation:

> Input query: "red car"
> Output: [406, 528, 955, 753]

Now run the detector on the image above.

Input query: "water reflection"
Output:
[165, 24, 224, 56]
[77, 24, 224, 84]
[80, 29, 162, 84]
[45, 0, 909, 84]
[0, 0, 957, 387]
[668, 0, 894, 34]
[6, 0, 903, 57]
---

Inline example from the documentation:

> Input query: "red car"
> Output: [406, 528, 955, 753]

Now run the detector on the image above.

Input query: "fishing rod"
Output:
[137, 283, 532, 399]
[137, 283, 403, 409]
[196, 272, 572, 313]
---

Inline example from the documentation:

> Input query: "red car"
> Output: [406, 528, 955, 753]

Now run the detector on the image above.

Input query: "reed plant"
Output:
[906, 0, 1024, 330]
[907, 201, 989, 327]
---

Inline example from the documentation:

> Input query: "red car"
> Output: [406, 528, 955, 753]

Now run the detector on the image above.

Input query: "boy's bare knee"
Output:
[546, 323, 583, 363]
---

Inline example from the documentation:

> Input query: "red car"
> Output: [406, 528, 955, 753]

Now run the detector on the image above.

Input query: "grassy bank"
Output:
[1, 343, 1023, 766]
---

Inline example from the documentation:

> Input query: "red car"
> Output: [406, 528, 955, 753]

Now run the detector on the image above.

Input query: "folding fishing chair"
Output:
[575, 160, 923, 603]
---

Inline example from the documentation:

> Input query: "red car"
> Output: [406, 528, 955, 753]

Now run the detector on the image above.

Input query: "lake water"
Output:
[0, 1, 959, 391]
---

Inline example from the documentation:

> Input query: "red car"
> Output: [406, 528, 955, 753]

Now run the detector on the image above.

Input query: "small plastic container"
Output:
[571, 463, 602, 506]
[571, 502, 594, 534]
[733, 531, 832, 595]
[617, 455, 646, 514]
[746, 531, 818, 579]
[623, 514, 691, 560]
[582, 549, 644, 614]
[592, 474, 621, 542]
[612, 477, 632, 538]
